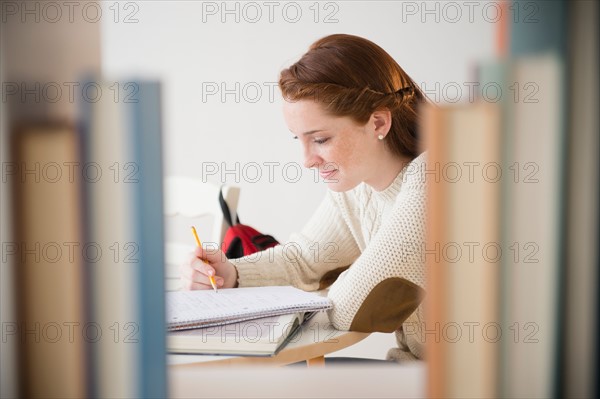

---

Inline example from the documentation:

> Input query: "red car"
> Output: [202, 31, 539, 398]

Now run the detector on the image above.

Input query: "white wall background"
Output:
[101, 0, 496, 242]
[101, 0, 496, 358]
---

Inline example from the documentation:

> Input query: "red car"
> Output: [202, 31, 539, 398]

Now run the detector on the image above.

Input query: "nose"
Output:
[302, 145, 321, 169]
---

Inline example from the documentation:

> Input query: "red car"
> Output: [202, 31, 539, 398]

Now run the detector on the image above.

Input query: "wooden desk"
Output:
[168, 312, 370, 367]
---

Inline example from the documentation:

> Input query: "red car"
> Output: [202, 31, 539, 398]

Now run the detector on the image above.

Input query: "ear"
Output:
[370, 109, 392, 139]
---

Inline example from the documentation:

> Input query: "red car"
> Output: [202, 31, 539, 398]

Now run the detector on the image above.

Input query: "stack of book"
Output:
[166, 285, 332, 356]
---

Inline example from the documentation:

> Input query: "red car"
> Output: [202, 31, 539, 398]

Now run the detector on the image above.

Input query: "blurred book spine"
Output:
[424, 1, 600, 397]
[562, 1, 599, 398]
[499, 54, 564, 399]
[81, 79, 167, 398]
[129, 82, 168, 398]
[11, 122, 88, 398]
[424, 102, 502, 398]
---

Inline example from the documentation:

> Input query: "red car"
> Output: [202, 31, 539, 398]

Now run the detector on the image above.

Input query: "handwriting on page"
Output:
[166, 286, 331, 328]
[173, 291, 285, 312]
[167, 286, 322, 321]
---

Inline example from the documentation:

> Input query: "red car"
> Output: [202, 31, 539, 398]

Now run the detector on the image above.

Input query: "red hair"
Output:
[279, 34, 426, 159]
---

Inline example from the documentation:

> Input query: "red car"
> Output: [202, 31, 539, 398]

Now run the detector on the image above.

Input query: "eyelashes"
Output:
[291, 136, 330, 145]
[313, 138, 329, 144]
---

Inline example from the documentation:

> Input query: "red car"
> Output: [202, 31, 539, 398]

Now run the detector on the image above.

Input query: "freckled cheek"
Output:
[331, 141, 362, 171]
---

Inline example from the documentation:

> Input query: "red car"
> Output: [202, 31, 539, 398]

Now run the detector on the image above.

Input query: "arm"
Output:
[232, 190, 361, 291]
[327, 179, 427, 333]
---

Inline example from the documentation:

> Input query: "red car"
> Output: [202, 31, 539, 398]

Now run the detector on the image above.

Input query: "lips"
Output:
[319, 169, 338, 179]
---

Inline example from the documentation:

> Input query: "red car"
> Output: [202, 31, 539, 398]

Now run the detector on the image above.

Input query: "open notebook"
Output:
[166, 286, 332, 331]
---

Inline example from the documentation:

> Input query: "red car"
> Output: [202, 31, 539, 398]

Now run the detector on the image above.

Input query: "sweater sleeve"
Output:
[327, 173, 427, 333]
[231, 190, 361, 291]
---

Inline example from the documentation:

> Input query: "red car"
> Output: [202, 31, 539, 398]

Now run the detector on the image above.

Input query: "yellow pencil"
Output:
[191, 226, 218, 293]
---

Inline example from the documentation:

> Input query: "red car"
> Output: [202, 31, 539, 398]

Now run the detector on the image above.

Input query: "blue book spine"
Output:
[128, 81, 167, 398]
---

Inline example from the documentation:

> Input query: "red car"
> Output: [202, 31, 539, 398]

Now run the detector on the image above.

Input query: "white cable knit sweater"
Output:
[232, 152, 427, 360]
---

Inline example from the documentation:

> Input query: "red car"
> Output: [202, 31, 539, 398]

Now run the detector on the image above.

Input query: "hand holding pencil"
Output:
[191, 226, 218, 292]
[180, 226, 240, 291]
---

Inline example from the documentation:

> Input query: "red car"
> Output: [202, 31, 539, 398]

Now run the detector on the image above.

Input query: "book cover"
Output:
[168, 312, 312, 356]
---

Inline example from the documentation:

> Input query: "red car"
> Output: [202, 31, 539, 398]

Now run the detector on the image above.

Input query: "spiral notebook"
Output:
[166, 286, 332, 331]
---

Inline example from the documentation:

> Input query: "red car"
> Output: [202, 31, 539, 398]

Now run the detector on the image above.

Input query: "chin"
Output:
[325, 177, 360, 193]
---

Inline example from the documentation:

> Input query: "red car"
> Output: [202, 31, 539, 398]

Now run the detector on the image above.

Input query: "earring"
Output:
[378, 134, 384, 140]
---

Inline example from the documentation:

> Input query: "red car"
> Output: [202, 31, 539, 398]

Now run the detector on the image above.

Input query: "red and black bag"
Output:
[219, 189, 279, 259]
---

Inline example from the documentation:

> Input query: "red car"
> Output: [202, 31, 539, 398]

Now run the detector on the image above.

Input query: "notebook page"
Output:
[166, 286, 331, 330]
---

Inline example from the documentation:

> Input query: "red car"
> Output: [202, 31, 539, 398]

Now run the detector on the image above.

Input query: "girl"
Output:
[181, 34, 428, 362]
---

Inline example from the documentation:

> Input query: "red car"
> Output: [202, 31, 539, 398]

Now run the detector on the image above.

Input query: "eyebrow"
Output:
[290, 129, 325, 136]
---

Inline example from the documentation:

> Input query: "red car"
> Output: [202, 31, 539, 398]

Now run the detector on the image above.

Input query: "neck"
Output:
[365, 152, 412, 192]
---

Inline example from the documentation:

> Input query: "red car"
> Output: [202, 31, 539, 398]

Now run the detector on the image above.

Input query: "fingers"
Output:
[180, 274, 225, 290]
[181, 259, 225, 284]
[190, 256, 216, 277]
[180, 255, 225, 291]
[194, 245, 227, 264]
[180, 246, 229, 291]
